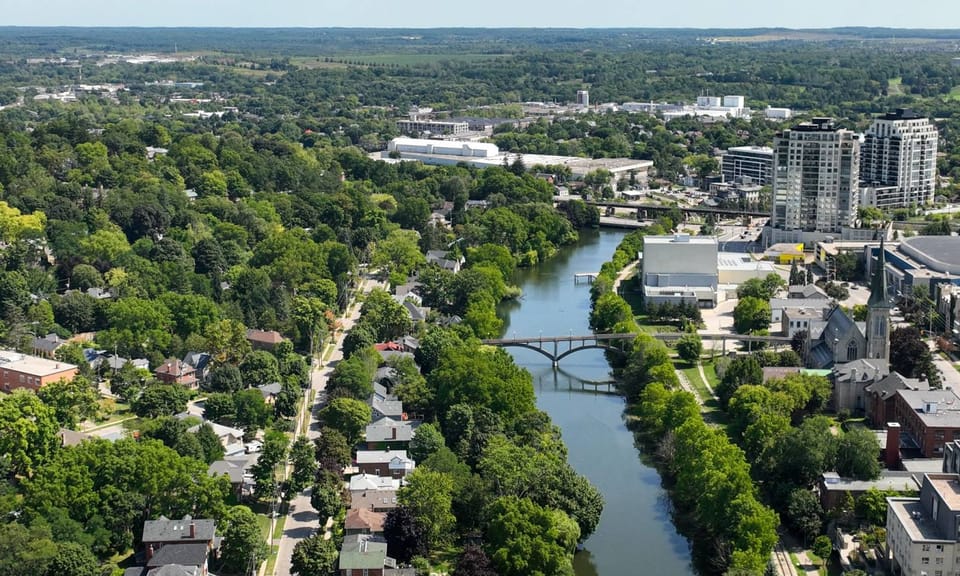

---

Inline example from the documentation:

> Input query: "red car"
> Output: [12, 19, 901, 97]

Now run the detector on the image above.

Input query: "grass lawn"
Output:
[676, 362, 712, 404]
[947, 85, 960, 101]
[887, 76, 903, 95]
[701, 359, 721, 389]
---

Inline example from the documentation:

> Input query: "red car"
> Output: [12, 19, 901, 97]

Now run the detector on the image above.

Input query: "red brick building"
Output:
[0, 350, 78, 392]
[893, 388, 960, 458]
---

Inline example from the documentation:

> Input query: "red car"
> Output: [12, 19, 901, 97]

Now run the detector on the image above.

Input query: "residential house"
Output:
[397, 336, 419, 354]
[345, 507, 386, 535]
[788, 284, 829, 299]
[182, 352, 212, 384]
[401, 300, 430, 323]
[88, 352, 149, 373]
[886, 474, 960, 576]
[393, 281, 422, 303]
[355, 450, 415, 479]
[31, 333, 67, 358]
[0, 349, 78, 392]
[769, 296, 830, 325]
[207, 452, 258, 498]
[425, 250, 465, 273]
[781, 307, 822, 338]
[338, 535, 395, 576]
[155, 358, 197, 389]
[374, 342, 414, 363]
[369, 395, 404, 421]
[246, 329, 284, 351]
[892, 389, 960, 458]
[59, 428, 92, 447]
[350, 488, 399, 513]
[373, 368, 399, 392]
[365, 417, 420, 450]
[140, 515, 218, 563]
[257, 382, 283, 405]
[349, 474, 401, 493]
[189, 421, 245, 457]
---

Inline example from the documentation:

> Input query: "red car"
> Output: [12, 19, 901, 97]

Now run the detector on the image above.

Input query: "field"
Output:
[887, 77, 904, 95]
[321, 53, 507, 66]
[947, 85, 960, 101]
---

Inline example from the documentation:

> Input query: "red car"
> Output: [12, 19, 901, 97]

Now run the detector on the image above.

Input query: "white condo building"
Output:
[887, 474, 960, 576]
[860, 109, 939, 210]
[770, 118, 860, 235]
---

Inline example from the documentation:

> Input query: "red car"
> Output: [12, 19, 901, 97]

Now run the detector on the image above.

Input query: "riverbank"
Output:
[499, 229, 694, 576]
[587, 230, 778, 576]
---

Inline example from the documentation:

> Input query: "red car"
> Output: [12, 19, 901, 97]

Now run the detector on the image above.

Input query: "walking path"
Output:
[271, 276, 383, 576]
[675, 368, 703, 406]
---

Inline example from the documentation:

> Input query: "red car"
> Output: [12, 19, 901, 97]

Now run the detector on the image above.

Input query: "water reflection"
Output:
[498, 230, 694, 576]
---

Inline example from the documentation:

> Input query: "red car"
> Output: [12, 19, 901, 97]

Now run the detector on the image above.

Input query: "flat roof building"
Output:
[861, 109, 938, 209]
[721, 146, 773, 186]
[641, 234, 719, 308]
[886, 474, 960, 576]
[865, 236, 960, 297]
[0, 350, 79, 392]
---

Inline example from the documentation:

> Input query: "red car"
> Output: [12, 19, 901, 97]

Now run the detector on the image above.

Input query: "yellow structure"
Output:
[764, 242, 805, 264]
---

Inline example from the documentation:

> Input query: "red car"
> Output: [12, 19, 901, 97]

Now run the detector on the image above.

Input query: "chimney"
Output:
[188, 522, 196, 539]
[886, 422, 901, 469]
[391, 427, 396, 440]
[850, 368, 857, 383]
[146, 545, 154, 561]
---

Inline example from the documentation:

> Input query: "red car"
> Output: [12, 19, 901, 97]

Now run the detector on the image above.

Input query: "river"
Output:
[498, 229, 695, 576]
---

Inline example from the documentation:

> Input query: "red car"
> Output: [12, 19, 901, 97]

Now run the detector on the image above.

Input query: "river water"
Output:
[498, 229, 695, 576]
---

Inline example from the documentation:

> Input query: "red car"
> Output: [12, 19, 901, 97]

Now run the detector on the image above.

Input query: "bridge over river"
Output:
[481, 332, 791, 367]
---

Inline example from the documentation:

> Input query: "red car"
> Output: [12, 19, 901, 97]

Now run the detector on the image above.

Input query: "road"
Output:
[272, 275, 383, 576]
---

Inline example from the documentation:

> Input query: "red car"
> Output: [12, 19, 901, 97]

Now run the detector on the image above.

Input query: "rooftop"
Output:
[929, 474, 960, 510]
[896, 388, 960, 428]
[356, 450, 411, 464]
[142, 516, 216, 544]
[146, 543, 209, 568]
[726, 145, 774, 155]
[820, 471, 919, 493]
[0, 350, 78, 377]
[339, 535, 389, 570]
[899, 236, 960, 274]
[644, 234, 718, 246]
[888, 498, 953, 542]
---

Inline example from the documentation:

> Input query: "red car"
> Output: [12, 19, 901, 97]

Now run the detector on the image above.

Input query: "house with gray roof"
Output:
[893, 388, 960, 457]
[806, 306, 867, 369]
[865, 370, 927, 425]
[365, 417, 421, 450]
[338, 535, 393, 576]
[832, 358, 890, 415]
[370, 396, 404, 420]
[349, 473, 401, 493]
[257, 382, 283, 404]
[356, 450, 415, 479]
[182, 352, 212, 383]
[425, 250, 464, 273]
[31, 333, 67, 358]
[139, 515, 219, 576]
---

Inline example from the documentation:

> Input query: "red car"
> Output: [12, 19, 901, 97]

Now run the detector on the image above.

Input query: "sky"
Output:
[2, 0, 958, 28]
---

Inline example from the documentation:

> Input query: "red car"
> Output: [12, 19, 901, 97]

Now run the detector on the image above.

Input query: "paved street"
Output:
[272, 276, 383, 576]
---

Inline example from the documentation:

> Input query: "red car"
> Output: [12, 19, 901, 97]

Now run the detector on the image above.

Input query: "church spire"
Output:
[868, 235, 891, 309]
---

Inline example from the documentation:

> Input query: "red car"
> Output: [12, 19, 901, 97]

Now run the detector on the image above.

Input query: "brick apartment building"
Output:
[0, 350, 78, 392]
[893, 388, 960, 458]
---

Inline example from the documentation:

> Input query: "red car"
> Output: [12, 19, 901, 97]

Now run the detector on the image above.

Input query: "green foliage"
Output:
[0, 390, 60, 476]
[36, 377, 99, 429]
[409, 422, 445, 463]
[44, 541, 99, 576]
[785, 489, 823, 544]
[715, 355, 763, 408]
[291, 532, 339, 576]
[733, 296, 771, 335]
[219, 506, 269, 575]
[309, 481, 343, 521]
[133, 383, 189, 418]
[590, 292, 633, 333]
[314, 428, 352, 472]
[399, 468, 457, 551]
[812, 535, 833, 566]
[289, 437, 318, 493]
[0, 522, 58, 576]
[676, 333, 703, 364]
[485, 496, 578, 576]
[321, 397, 372, 445]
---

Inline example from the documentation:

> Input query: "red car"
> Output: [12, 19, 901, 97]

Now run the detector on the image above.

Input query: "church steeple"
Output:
[868, 235, 891, 309]
[865, 235, 891, 361]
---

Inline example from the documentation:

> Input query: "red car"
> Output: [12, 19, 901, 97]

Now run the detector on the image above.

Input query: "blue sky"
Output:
[3, 0, 956, 28]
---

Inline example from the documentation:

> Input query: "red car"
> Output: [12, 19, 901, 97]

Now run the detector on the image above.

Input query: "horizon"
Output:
[4, 0, 959, 29]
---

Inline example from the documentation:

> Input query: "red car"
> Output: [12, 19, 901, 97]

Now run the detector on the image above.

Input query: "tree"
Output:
[786, 489, 823, 544]
[371, 229, 425, 284]
[0, 390, 61, 476]
[890, 326, 938, 384]
[359, 288, 412, 342]
[715, 355, 762, 408]
[44, 542, 99, 576]
[204, 319, 251, 366]
[195, 423, 225, 464]
[485, 496, 578, 576]
[409, 422, 445, 463]
[203, 393, 236, 422]
[676, 333, 703, 364]
[321, 397, 371, 446]
[454, 545, 498, 576]
[0, 522, 57, 576]
[309, 481, 343, 522]
[383, 506, 427, 564]
[36, 377, 99, 429]
[219, 506, 268, 575]
[856, 488, 896, 527]
[812, 535, 833, 568]
[399, 468, 456, 550]
[208, 364, 244, 393]
[291, 533, 339, 576]
[733, 296, 771, 334]
[289, 437, 317, 493]
[240, 350, 281, 389]
[233, 389, 270, 431]
[590, 292, 633, 333]
[314, 429, 352, 472]
[835, 427, 882, 480]
[133, 384, 188, 418]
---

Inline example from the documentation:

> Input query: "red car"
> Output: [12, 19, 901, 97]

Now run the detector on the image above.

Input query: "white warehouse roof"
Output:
[388, 137, 499, 159]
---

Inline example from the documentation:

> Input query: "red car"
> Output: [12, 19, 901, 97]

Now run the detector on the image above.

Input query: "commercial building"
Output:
[865, 236, 960, 298]
[769, 118, 861, 239]
[721, 146, 774, 185]
[886, 474, 960, 576]
[383, 138, 653, 188]
[0, 350, 78, 392]
[860, 109, 939, 209]
[576, 89, 590, 107]
[395, 119, 469, 137]
[641, 234, 719, 308]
